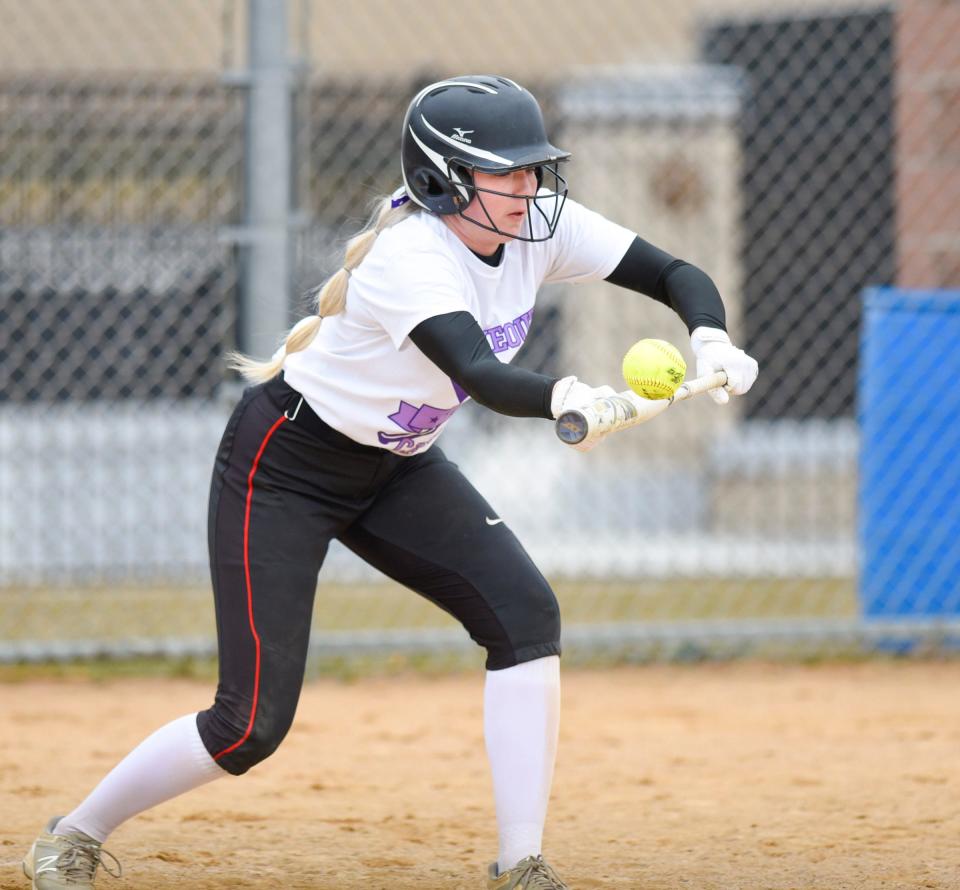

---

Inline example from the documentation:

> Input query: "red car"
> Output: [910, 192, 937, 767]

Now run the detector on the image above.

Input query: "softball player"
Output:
[23, 75, 758, 890]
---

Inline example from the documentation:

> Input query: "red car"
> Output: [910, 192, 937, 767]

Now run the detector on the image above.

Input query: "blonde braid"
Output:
[227, 194, 418, 384]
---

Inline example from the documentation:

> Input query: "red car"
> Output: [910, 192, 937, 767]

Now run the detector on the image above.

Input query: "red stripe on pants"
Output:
[213, 413, 287, 761]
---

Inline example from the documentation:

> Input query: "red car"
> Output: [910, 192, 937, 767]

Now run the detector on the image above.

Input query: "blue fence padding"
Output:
[859, 287, 960, 618]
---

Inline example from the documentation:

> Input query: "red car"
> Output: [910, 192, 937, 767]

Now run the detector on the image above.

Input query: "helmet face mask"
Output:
[449, 161, 568, 243]
[401, 75, 571, 242]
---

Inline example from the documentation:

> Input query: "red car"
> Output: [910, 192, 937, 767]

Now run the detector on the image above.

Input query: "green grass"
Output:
[0, 646, 488, 684]
[0, 578, 856, 641]
[0, 577, 856, 644]
[6, 575, 952, 682]
[0, 654, 221, 683]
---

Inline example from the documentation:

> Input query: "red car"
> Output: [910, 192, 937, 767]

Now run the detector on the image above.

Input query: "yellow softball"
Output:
[622, 338, 686, 400]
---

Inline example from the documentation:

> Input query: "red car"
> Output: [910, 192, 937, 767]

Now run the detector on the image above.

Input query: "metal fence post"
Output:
[241, 0, 293, 358]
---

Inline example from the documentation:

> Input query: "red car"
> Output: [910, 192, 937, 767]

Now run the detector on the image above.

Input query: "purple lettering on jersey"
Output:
[516, 308, 533, 339]
[386, 437, 432, 455]
[377, 400, 460, 453]
[489, 328, 508, 351]
[484, 307, 535, 354]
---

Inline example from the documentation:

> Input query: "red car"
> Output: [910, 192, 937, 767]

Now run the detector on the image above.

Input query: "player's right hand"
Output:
[550, 376, 617, 420]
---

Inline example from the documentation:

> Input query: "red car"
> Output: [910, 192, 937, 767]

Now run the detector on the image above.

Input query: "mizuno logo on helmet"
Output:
[417, 117, 512, 164]
[451, 128, 474, 143]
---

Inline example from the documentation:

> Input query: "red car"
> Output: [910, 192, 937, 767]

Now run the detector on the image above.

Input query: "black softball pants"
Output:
[196, 376, 561, 775]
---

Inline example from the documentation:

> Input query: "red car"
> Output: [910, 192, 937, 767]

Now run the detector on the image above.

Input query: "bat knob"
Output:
[555, 410, 588, 444]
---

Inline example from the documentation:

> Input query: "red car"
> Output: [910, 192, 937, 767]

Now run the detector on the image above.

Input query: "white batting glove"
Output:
[551, 376, 618, 452]
[690, 327, 759, 405]
[550, 375, 617, 419]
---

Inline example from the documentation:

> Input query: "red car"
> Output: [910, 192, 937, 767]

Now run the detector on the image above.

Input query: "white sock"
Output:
[55, 713, 226, 843]
[484, 655, 560, 874]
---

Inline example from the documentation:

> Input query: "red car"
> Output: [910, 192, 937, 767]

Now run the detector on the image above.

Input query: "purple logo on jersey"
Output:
[378, 401, 460, 454]
[484, 307, 534, 354]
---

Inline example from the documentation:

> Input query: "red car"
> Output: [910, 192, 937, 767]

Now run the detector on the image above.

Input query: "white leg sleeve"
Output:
[55, 713, 226, 842]
[483, 655, 561, 874]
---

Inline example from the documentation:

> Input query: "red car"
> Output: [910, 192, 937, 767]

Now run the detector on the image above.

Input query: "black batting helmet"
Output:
[400, 75, 570, 241]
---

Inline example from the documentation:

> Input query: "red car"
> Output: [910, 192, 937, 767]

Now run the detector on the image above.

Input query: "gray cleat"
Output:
[487, 854, 570, 889]
[22, 817, 121, 890]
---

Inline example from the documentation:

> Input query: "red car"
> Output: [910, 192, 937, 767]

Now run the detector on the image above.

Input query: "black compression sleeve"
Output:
[605, 236, 727, 333]
[409, 312, 557, 420]
[604, 236, 675, 295]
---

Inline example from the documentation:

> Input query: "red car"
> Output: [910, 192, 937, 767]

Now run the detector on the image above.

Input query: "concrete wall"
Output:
[895, 0, 960, 288]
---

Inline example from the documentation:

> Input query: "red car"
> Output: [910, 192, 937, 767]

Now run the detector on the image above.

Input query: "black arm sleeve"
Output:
[409, 312, 557, 420]
[605, 236, 727, 333]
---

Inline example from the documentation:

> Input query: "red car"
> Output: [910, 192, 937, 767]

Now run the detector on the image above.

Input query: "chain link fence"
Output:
[2, 0, 958, 662]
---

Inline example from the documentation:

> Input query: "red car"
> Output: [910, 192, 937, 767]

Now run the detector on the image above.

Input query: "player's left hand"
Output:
[551, 375, 618, 453]
[690, 327, 759, 405]
[550, 376, 618, 419]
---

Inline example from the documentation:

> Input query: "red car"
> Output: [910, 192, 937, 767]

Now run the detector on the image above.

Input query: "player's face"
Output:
[468, 168, 538, 235]
[444, 168, 539, 255]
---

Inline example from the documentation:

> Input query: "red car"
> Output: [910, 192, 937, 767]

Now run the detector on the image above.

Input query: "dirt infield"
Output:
[1, 661, 958, 890]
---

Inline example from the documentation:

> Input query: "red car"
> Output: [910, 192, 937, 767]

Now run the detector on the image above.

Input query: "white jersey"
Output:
[283, 197, 635, 455]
